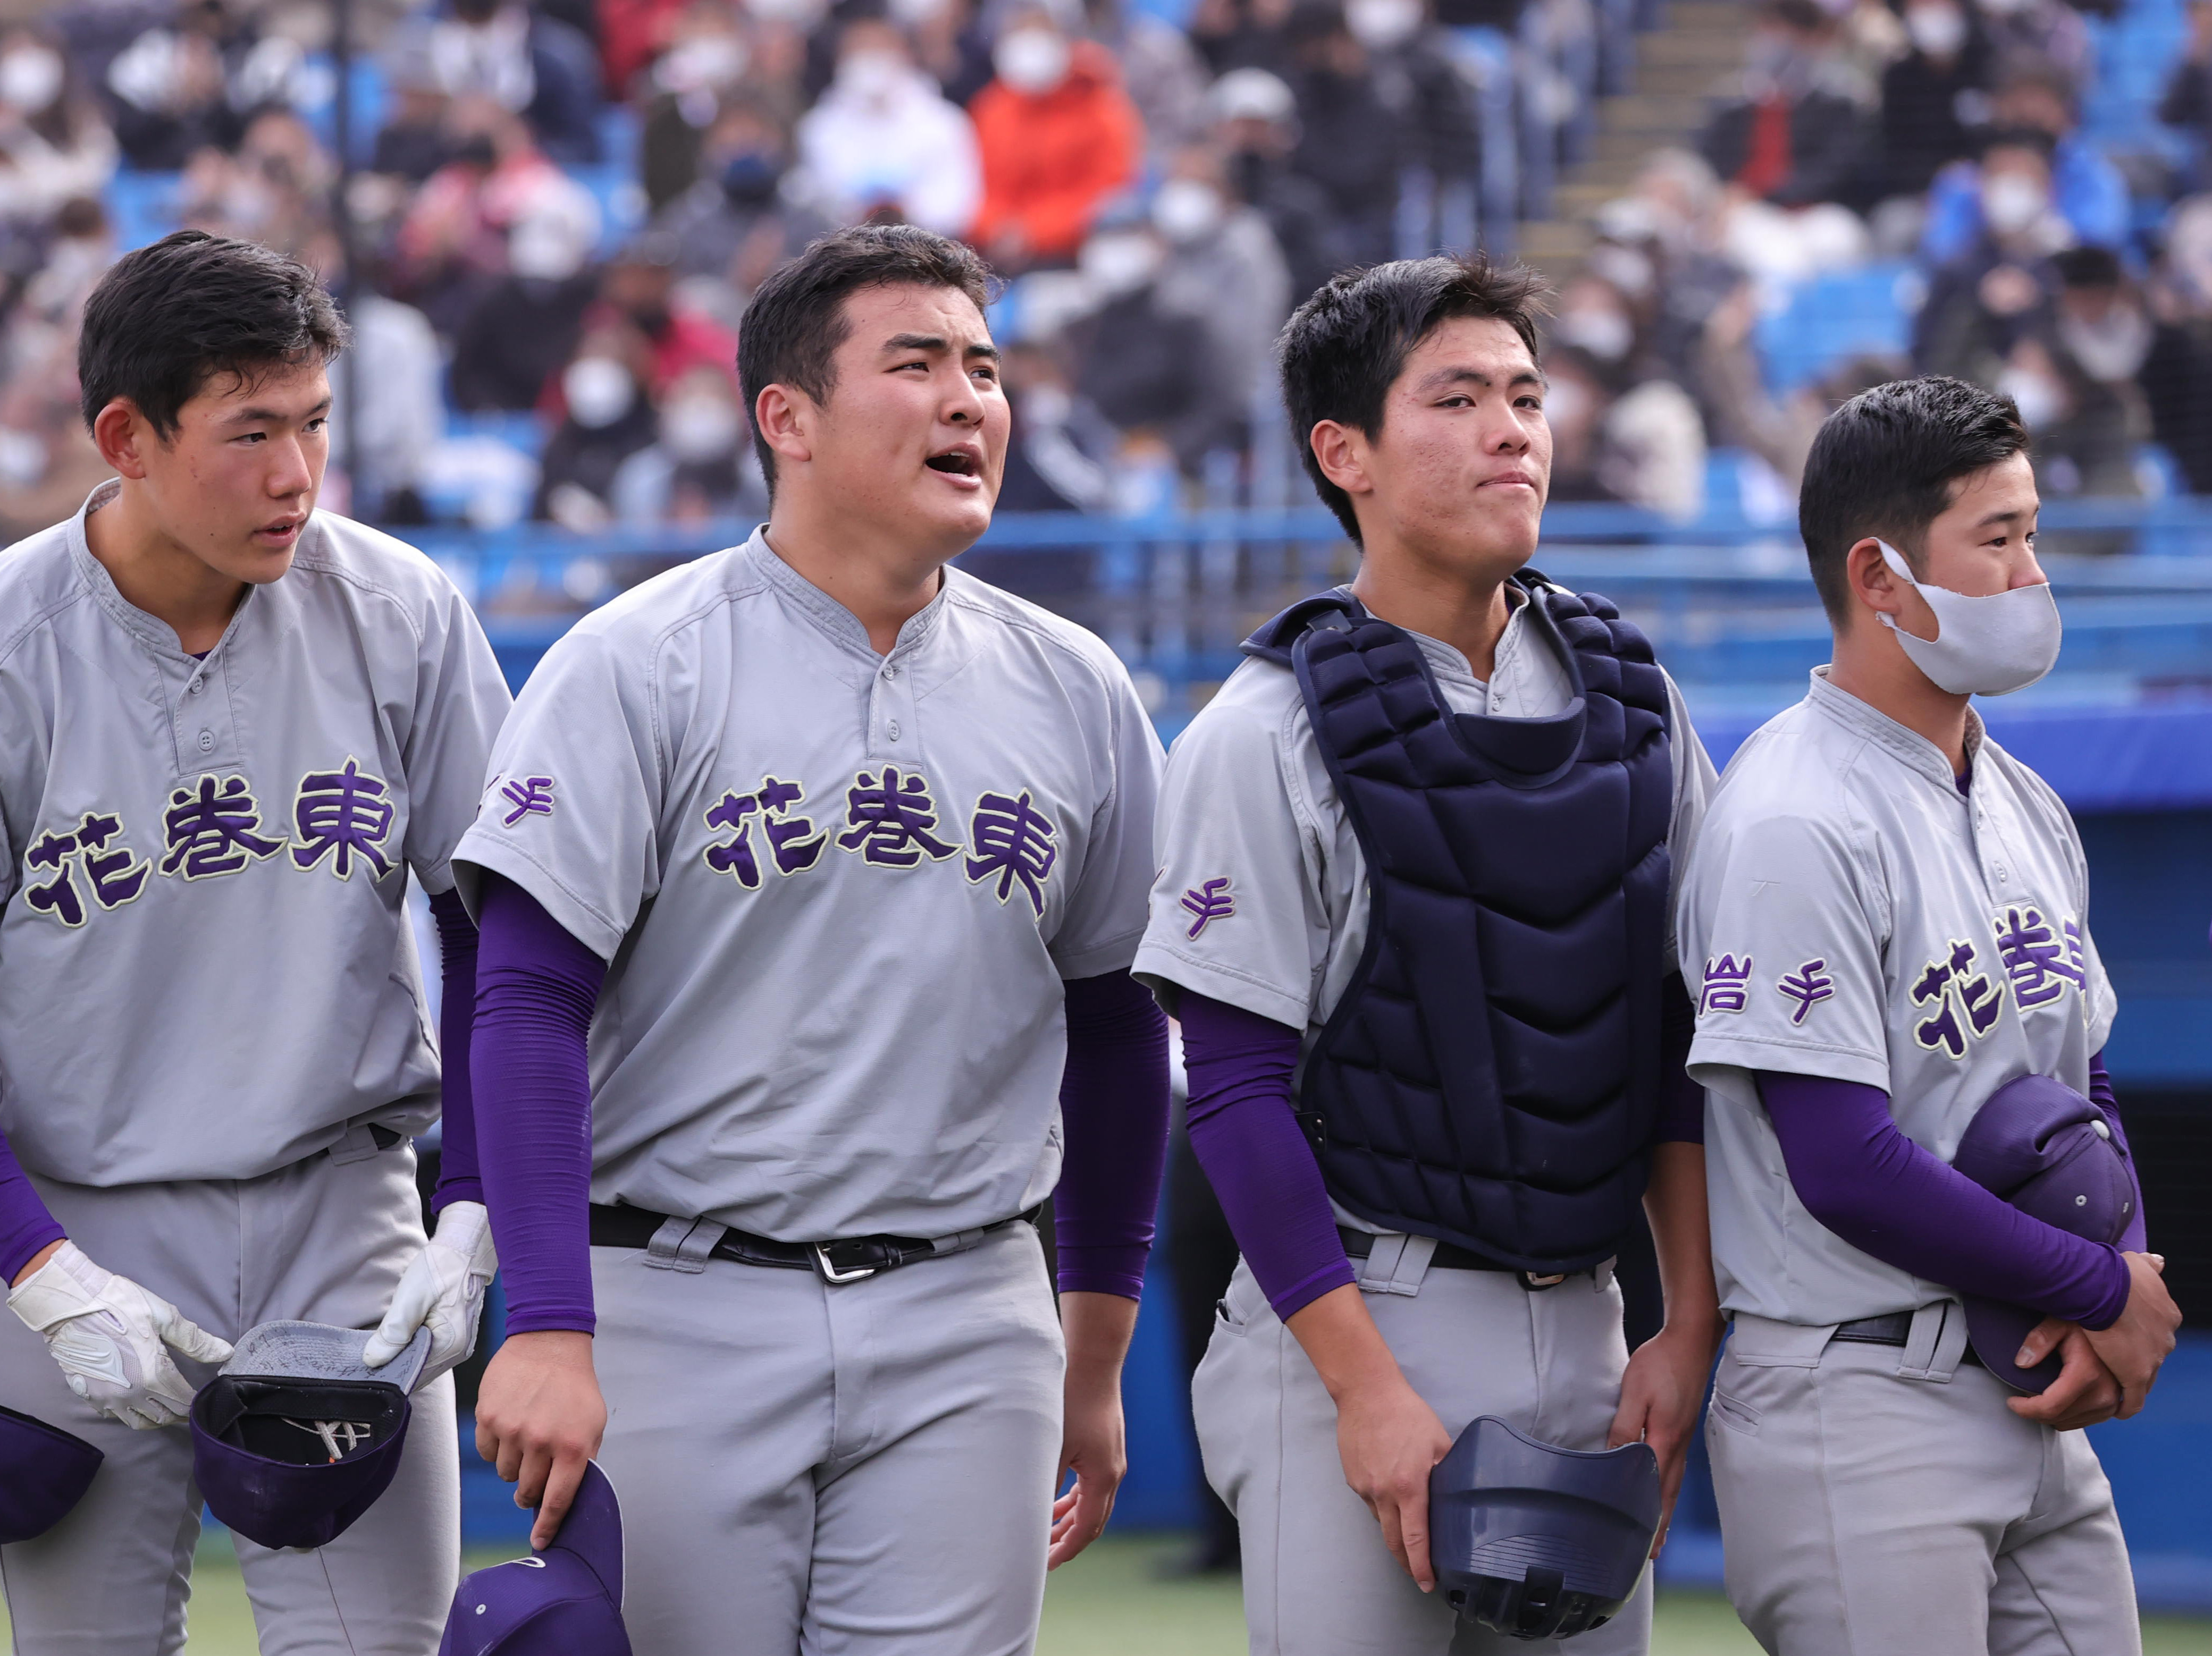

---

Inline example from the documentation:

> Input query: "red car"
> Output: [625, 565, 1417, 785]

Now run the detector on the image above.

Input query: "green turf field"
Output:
[7, 1531, 2211, 1652]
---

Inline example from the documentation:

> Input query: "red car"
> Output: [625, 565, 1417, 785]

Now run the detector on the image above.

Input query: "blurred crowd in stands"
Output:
[0, 0, 2203, 540]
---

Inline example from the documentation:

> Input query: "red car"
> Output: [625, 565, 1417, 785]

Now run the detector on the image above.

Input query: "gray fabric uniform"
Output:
[1678, 668, 2134, 1655]
[452, 529, 1162, 1656]
[1131, 588, 1715, 1656]
[0, 483, 509, 1654]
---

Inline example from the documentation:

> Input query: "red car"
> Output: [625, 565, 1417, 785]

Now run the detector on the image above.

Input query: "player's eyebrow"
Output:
[1974, 506, 2035, 528]
[882, 333, 1002, 363]
[1414, 366, 1545, 393]
[220, 398, 333, 426]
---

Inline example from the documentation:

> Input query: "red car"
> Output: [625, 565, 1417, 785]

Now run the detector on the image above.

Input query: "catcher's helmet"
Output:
[1428, 1416, 1661, 1641]
[189, 1320, 431, 1551]
[0, 1402, 102, 1543]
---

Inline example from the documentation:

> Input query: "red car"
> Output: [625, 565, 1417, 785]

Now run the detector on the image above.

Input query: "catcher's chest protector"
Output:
[1242, 579, 1672, 1272]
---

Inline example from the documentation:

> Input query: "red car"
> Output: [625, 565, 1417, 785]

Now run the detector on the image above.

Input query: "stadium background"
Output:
[0, 0, 2208, 1644]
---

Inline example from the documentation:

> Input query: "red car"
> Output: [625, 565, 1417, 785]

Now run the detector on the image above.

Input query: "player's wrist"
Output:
[8, 1236, 64, 1290]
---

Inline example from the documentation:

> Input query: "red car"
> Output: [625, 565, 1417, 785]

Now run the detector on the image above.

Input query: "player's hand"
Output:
[475, 1329, 606, 1550]
[7, 1240, 234, 1429]
[1333, 1373, 1454, 1591]
[1051, 1289, 1138, 1569]
[1609, 1317, 1722, 1557]
[2076, 1252, 2181, 1419]
[363, 1200, 499, 1382]
[2007, 1320, 2123, 1430]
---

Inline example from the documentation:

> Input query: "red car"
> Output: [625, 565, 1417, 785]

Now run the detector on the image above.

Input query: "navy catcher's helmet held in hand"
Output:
[188, 1320, 432, 1551]
[1428, 1416, 1661, 1642]
[440, 1459, 632, 1656]
[0, 1402, 103, 1543]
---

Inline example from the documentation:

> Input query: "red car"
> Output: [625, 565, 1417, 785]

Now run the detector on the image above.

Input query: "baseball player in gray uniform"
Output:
[1678, 376, 2182, 1654]
[453, 224, 1170, 1656]
[0, 233, 510, 1653]
[1133, 256, 1723, 1655]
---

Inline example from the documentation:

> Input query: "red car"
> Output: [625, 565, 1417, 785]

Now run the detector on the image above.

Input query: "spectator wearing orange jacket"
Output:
[970, 6, 1143, 272]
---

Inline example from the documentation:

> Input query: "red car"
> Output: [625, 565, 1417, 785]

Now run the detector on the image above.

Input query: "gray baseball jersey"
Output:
[1677, 668, 2117, 1327]
[450, 528, 1162, 1243]
[0, 481, 511, 1185]
[1131, 585, 1716, 1044]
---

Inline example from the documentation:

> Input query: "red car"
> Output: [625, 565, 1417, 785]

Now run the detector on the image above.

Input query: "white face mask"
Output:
[889, 0, 952, 26]
[565, 357, 636, 429]
[1905, 2, 1967, 55]
[1541, 375, 1591, 431]
[1151, 178, 1225, 243]
[1996, 363, 2065, 430]
[1876, 539, 2061, 697]
[1982, 171, 2049, 236]
[1346, 0, 1423, 48]
[2058, 303, 2151, 383]
[994, 28, 1071, 94]
[0, 46, 63, 112]
[1080, 230, 1164, 297]
[662, 394, 741, 461]
[1555, 306, 1633, 362]
[510, 215, 586, 281]
[836, 49, 907, 100]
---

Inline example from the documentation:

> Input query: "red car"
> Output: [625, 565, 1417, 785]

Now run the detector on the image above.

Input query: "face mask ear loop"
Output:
[1873, 539, 1930, 640]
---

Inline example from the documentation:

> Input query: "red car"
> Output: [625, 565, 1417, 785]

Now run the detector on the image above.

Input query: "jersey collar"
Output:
[1803, 665, 1986, 796]
[741, 526, 953, 668]
[65, 478, 263, 667]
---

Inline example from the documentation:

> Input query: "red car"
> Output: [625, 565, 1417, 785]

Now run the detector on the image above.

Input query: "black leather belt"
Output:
[1337, 1226, 1591, 1291]
[589, 1203, 1037, 1285]
[1832, 1311, 1987, 1368]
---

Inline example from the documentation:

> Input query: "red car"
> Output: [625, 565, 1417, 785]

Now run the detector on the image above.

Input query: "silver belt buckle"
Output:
[813, 1244, 878, 1285]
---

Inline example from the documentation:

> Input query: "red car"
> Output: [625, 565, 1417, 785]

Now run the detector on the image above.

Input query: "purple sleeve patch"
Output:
[500, 776, 557, 826]
[1180, 877, 1235, 938]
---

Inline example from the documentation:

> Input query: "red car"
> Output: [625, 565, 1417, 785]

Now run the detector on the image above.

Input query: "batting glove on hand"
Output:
[7, 1241, 234, 1430]
[363, 1200, 498, 1383]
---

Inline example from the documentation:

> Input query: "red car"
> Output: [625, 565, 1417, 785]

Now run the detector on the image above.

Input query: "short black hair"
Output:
[1277, 254, 1551, 542]
[1798, 375, 2030, 626]
[78, 231, 349, 438]
[737, 223, 996, 494]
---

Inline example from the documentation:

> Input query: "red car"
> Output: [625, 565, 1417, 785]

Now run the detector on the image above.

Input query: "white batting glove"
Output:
[7, 1241, 234, 1430]
[363, 1199, 498, 1383]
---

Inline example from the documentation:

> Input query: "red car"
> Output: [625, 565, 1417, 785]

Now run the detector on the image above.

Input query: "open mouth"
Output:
[926, 449, 980, 479]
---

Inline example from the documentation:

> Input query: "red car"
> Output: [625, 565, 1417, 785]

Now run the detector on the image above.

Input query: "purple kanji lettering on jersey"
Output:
[1911, 937, 2000, 1059]
[1700, 953, 1753, 1016]
[22, 828, 85, 927]
[964, 790, 1057, 915]
[1181, 877, 1235, 939]
[1992, 905, 2087, 1008]
[501, 776, 556, 827]
[1776, 959, 1834, 1025]
[73, 810, 149, 908]
[159, 775, 282, 880]
[838, 767, 959, 867]
[757, 776, 827, 874]
[703, 790, 764, 888]
[291, 758, 396, 880]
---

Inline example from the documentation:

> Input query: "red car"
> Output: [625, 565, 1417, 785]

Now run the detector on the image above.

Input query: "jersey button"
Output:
[882, 664, 896, 680]
[197, 730, 214, 753]
[188, 679, 203, 694]
[888, 719, 902, 740]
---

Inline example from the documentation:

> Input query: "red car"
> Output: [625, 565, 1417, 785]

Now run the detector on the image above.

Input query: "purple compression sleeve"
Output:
[0, 1131, 64, 1286]
[1653, 973, 1703, 1145]
[472, 873, 605, 1335]
[1180, 993, 1355, 1323]
[1052, 970, 1171, 1299]
[429, 888, 485, 1212]
[2088, 1050, 2146, 1253]
[1757, 1071, 2131, 1330]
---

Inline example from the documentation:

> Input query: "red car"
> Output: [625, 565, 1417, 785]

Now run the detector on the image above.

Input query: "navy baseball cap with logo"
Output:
[188, 1320, 432, 1551]
[440, 1460, 630, 1656]
[0, 1402, 103, 1543]
[1952, 1072, 2140, 1393]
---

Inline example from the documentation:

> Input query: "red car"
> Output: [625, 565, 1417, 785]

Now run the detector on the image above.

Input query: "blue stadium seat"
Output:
[104, 171, 182, 252]
[1752, 262, 1919, 395]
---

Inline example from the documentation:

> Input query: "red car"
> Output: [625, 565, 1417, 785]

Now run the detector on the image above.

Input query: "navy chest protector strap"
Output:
[1242, 578, 1673, 1272]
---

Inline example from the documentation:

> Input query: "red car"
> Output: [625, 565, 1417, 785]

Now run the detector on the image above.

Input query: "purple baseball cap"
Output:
[188, 1320, 432, 1551]
[0, 1402, 103, 1543]
[439, 1461, 630, 1656]
[1951, 1073, 2139, 1393]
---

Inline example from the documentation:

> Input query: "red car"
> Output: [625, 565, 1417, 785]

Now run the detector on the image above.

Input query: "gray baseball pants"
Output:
[0, 1136, 459, 1656]
[588, 1219, 1065, 1656]
[1193, 1242, 1655, 1656]
[1708, 1304, 2140, 1656]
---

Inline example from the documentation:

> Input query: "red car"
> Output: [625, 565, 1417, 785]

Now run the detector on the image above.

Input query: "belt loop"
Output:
[1355, 1232, 1437, 1298]
[1896, 1300, 1969, 1382]
[644, 1218, 726, 1274]
[928, 1227, 988, 1258]
[326, 1122, 381, 1165]
[1593, 1255, 1617, 1294]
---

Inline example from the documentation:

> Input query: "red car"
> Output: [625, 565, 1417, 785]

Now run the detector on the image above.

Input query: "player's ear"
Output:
[753, 383, 815, 470]
[91, 399, 155, 480]
[1308, 419, 1373, 502]
[1844, 536, 1904, 627]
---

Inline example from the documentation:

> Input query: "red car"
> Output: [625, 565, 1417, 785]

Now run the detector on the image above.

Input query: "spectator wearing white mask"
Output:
[1150, 145, 1292, 425]
[451, 207, 601, 411]
[611, 364, 766, 524]
[1915, 128, 2073, 386]
[534, 329, 662, 529]
[794, 18, 982, 235]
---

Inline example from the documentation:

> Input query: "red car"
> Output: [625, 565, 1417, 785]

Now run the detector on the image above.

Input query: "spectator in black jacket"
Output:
[1283, 0, 1402, 266]
[1210, 68, 1351, 304]
[449, 206, 599, 410]
[1873, 0, 1994, 201]
[1698, 0, 1875, 210]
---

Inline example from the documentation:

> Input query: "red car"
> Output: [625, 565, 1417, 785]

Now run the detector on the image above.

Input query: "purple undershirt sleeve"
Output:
[0, 1131, 65, 1286]
[1653, 973, 1704, 1145]
[1180, 992, 1355, 1323]
[1050, 970, 1172, 1300]
[1757, 1071, 2132, 1331]
[472, 872, 606, 1336]
[428, 888, 484, 1213]
[2088, 1050, 2147, 1254]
